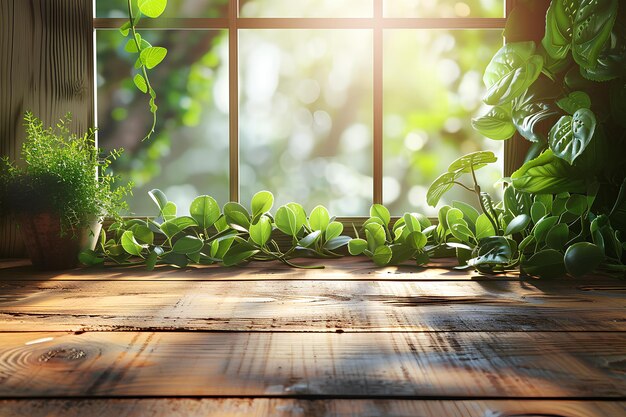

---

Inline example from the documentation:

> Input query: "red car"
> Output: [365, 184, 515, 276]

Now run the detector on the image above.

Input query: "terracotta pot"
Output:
[16, 213, 102, 270]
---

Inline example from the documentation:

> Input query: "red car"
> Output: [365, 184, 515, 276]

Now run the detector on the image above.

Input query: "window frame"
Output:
[93, 0, 517, 217]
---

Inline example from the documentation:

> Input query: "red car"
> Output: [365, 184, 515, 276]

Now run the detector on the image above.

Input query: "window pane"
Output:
[240, 0, 373, 18]
[239, 30, 373, 215]
[383, 0, 504, 18]
[383, 30, 503, 216]
[96, 0, 227, 18]
[96, 30, 229, 215]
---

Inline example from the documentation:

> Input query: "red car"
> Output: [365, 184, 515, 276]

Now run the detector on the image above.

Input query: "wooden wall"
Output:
[0, 0, 94, 257]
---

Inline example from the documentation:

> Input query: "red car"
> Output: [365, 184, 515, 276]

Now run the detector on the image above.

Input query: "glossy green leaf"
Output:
[139, 46, 167, 69]
[448, 151, 498, 173]
[190, 195, 220, 231]
[348, 238, 368, 255]
[483, 42, 544, 106]
[275, 206, 298, 236]
[224, 202, 251, 232]
[572, 0, 618, 69]
[522, 249, 566, 278]
[565, 194, 587, 216]
[298, 230, 322, 248]
[325, 236, 351, 250]
[365, 223, 386, 251]
[542, 0, 579, 60]
[249, 216, 272, 247]
[309, 205, 330, 231]
[130, 224, 154, 245]
[564, 242, 605, 277]
[137, 0, 167, 18]
[546, 223, 569, 249]
[511, 150, 587, 194]
[325, 221, 343, 241]
[251, 191, 274, 218]
[121, 231, 145, 257]
[530, 201, 547, 224]
[161, 202, 177, 221]
[512, 76, 561, 143]
[161, 252, 188, 269]
[160, 216, 197, 240]
[373, 245, 393, 266]
[402, 213, 422, 233]
[426, 171, 459, 207]
[505, 214, 531, 235]
[533, 215, 560, 243]
[172, 236, 204, 255]
[471, 105, 516, 140]
[286, 202, 307, 232]
[222, 242, 259, 267]
[370, 204, 391, 226]
[78, 249, 104, 266]
[475, 213, 496, 240]
[133, 74, 148, 94]
[149, 189, 168, 212]
[407, 231, 427, 250]
[557, 91, 591, 114]
[549, 109, 596, 165]
[468, 236, 513, 267]
[452, 201, 480, 226]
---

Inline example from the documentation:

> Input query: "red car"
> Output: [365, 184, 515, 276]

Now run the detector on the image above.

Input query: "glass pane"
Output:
[384, 0, 504, 18]
[96, 30, 229, 215]
[240, 0, 373, 18]
[383, 30, 503, 216]
[239, 29, 373, 215]
[96, 0, 227, 18]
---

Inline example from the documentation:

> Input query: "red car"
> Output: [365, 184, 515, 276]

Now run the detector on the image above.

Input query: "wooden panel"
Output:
[0, 279, 624, 332]
[0, 257, 527, 282]
[1, 399, 624, 417]
[0, 0, 94, 257]
[0, 331, 624, 398]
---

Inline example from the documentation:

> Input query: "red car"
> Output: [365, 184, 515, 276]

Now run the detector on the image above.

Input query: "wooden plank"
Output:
[1, 399, 624, 417]
[0, 279, 624, 332]
[0, 0, 94, 258]
[0, 331, 624, 398]
[0, 257, 535, 282]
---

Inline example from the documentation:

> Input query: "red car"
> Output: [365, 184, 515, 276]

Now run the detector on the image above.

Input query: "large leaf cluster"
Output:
[82, 189, 351, 269]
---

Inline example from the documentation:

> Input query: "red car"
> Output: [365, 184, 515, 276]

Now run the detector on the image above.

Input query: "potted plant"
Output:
[0, 112, 132, 270]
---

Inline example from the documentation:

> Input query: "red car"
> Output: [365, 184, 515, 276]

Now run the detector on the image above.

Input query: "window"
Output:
[95, 0, 507, 216]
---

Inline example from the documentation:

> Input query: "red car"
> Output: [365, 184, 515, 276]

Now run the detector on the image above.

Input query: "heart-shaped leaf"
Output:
[373, 245, 393, 266]
[275, 206, 298, 236]
[564, 242, 605, 277]
[325, 221, 343, 241]
[549, 108, 596, 164]
[348, 238, 368, 255]
[448, 151, 497, 173]
[251, 191, 274, 218]
[138, 0, 168, 18]
[224, 202, 251, 232]
[140, 46, 167, 69]
[172, 236, 204, 255]
[505, 214, 531, 235]
[309, 205, 330, 231]
[370, 204, 391, 226]
[471, 105, 516, 140]
[572, 0, 618, 69]
[190, 195, 220, 231]
[557, 91, 591, 114]
[249, 215, 272, 247]
[121, 231, 145, 257]
[542, 0, 579, 61]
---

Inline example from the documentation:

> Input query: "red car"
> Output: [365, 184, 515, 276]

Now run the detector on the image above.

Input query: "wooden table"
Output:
[0, 257, 624, 416]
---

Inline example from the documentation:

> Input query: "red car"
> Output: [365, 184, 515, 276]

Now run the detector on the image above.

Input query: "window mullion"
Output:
[373, 0, 383, 205]
[229, 0, 240, 202]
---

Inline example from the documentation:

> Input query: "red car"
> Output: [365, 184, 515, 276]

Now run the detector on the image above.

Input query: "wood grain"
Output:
[0, 331, 624, 398]
[1, 399, 624, 417]
[0, 257, 531, 282]
[0, 0, 94, 257]
[0, 279, 624, 332]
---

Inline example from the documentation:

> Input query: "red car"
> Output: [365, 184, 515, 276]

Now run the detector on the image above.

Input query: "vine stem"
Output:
[471, 165, 499, 234]
[127, 0, 157, 140]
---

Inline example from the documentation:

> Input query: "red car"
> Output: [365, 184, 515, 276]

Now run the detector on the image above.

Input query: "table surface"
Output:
[0, 256, 624, 416]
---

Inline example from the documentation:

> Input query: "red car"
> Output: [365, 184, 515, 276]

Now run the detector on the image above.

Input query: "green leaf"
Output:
[483, 42, 544, 106]
[446, 208, 465, 227]
[452, 201, 480, 226]
[190, 195, 220, 231]
[275, 206, 298, 236]
[119, 21, 131, 36]
[299, 230, 321, 248]
[370, 204, 391, 226]
[249, 215, 272, 247]
[149, 189, 168, 212]
[407, 231, 427, 250]
[161, 201, 177, 221]
[365, 223, 386, 251]
[402, 213, 422, 233]
[548, 109, 596, 165]
[172, 236, 204, 255]
[505, 214, 531, 235]
[542, 0, 579, 61]
[504, 186, 532, 216]
[546, 223, 569, 249]
[325, 236, 351, 250]
[325, 221, 343, 241]
[251, 191, 274, 218]
[373, 245, 393, 266]
[512, 76, 561, 143]
[471, 105, 516, 140]
[530, 201, 547, 224]
[224, 202, 251, 232]
[287, 202, 308, 232]
[511, 150, 587, 194]
[426, 171, 459, 207]
[468, 236, 513, 267]
[223, 242, 259, 267]
[130, 224, 154, 245]
[78, 250, 104, 267]
[210, 236, 235, 261]
[557, 91, 591, 114]
[140, 46, 167, 69]
[310, 205, 330, 231]
[121, 231, 145, 257]
[533, 215, 560, 243]
[448, 151, 498, 173]
[137, 0, 168, 18]
[564, 242, 605, 277]
[565, 194, 587, 216]
[522, 249, 566, 278]
[160, 216, 197, 240]
[145, 249, 160, 271]
[571, 0, 618, 69]
[133, 74, 148, 94]
[348, 238, 368, 255]
[161, 252, 188, 268]
[475, 213, 496, 240]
